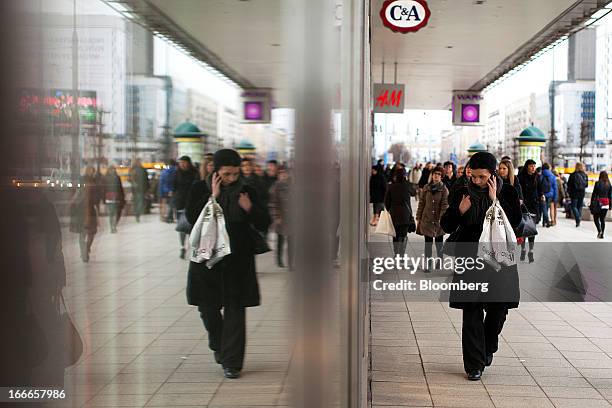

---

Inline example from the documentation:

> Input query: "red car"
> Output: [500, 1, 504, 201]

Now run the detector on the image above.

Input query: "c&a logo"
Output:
[380, 0, 431, 34]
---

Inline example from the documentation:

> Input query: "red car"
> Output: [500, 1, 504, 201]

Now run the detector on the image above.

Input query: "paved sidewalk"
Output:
[57, 214, 291, 407]
[370, 204, 612, 407]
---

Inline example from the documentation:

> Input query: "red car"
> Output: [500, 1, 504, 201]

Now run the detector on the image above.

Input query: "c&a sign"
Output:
[380, 0, 431, 34]
[373, 83, 405, 113]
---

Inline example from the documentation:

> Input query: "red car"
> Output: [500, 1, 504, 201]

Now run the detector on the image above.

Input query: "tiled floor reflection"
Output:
[56, 215, 291, 407]
[370, 204, 612, 408]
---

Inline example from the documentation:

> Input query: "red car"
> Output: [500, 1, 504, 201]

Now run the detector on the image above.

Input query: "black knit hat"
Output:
[213, 149, 241, 171]
[468, 152, 497, 173]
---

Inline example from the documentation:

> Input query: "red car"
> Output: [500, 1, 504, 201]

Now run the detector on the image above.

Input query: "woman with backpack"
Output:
[591, 171, 612, 239]
[567, 162, 589, 227]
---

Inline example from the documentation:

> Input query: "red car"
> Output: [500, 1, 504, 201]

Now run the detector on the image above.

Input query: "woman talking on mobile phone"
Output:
[185, 149, 269, 379]
[440, 152, 522, 381]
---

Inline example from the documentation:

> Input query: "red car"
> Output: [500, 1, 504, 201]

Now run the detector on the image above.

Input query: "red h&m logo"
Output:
[375, 89, 403, 107]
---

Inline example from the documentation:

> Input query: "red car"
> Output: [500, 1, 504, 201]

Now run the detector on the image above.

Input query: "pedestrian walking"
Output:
[269, 165, 292, 268]
[518, 160, 542, 263]
[539, 163, 557, 228]
[186, 149, 268, 379]
[498, 159, 523, 200]
[102, 165, 125, 233]
[440, 152, 522, 381]
[415, 165, 448, 272]
[370, 165, 387, 226]
[442, 161, 457, 191]
[591, 171, 611, 239]
[417, 162, 433, 189]
[174, 155, 199, 259]
[567, 162, 589, 227]
[409, 163, 423, 200]
[130, 159, 149, 223]
[159, 159, 177, 223]
[384, 167, 416, 255]
[70, 166, 100, 262]
[554, 169, 566, 221]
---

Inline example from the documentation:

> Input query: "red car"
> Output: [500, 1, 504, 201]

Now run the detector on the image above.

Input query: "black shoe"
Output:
[520, 250, 526, 261]
[528, 252, 534, 263]
[224, 368, 240, 379]
[278, 261, 285, 268]
[467, 370, 482, 381]
[214, 351, 222, 364]
[180, 248, 186, 259]
[576, 221, 581, 227]
[486, 353, 493, 367]
[423, 268, 431, 273]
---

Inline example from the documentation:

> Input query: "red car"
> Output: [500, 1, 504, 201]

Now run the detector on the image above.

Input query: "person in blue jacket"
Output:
[540, 163, 558, 228]
[159, 159, 177, 222]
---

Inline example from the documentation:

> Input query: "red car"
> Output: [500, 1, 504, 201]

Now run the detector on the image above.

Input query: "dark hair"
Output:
[600, 171, 610, 185]
[178, 155, 192, 164]
[266, 160, 278, 165]
[392, 167, 407, 183]
[241, 158, 252, 163]
[501, 156, 511, 161]
[431, 165, 444, 176]
[542, 163, 551, 170]
[443, 161, 453, 168]
[524, 159, 536, 167]
[467, 152, 497, 173]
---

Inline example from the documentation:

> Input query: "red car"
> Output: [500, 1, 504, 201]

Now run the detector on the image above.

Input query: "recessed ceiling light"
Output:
[270, 43, 281, 47]
[446, 45, 453, 49]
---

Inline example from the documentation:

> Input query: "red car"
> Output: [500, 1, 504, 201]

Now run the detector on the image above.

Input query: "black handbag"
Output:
[516, 204, 538, 238]
[590, 197, 602, 215]
[249, 226, 271, 254]
[442, 228, 460, 257]
[175, 210, 193, 234]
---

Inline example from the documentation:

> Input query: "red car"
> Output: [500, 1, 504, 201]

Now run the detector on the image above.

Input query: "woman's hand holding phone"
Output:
[212, 172, 222, 198]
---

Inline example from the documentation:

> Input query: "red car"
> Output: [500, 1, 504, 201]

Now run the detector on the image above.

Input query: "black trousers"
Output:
[595, 209, 608, 234]
[462, 304, 508, 373]
[424, 235, 443, 259]
[198, 305, 246, 370]
[393, 224, 409, 255]
[277, 234, 293, 267]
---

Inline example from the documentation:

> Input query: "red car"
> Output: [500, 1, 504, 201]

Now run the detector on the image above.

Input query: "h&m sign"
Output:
[373, 83, 405, 113]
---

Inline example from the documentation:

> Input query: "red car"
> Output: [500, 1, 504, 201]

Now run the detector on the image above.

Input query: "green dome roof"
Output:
[174, 121, 204, 137]
[235, 140, 256, 151]
[467, 141, 487, 152]
[518, 126, 546, 141]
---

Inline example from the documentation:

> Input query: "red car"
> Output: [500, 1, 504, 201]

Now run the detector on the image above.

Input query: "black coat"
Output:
[567, 171, 588, 199]
[185, 180, 268, 308]
[418, 168, 431, 188]
[593, 181, 612, 202]
[369, 173, 387, 203]
[173, 168, 199, 210]
[440, 180, 522, 310]
[518, 171, 541, 215]
[384, 181, 413, 226]
[442, 175, 456, 192]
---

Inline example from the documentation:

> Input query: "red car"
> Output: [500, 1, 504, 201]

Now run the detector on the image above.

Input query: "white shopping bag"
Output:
[375, 210, 396, 237]
[477, 199, 517, 271]
[190, 197, 231, 268]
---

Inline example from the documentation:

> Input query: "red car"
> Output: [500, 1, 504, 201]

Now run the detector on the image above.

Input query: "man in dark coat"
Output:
[442, 161, 457, 191]
[517, 160, 542, 263]
[130, 159, 149, 222]
[567, 162, 589, 227]
[440, 152, 522, 381]
[384, 168, 415, 255]
[369, 166, 387, 226]
[186, 149, 268, 379]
